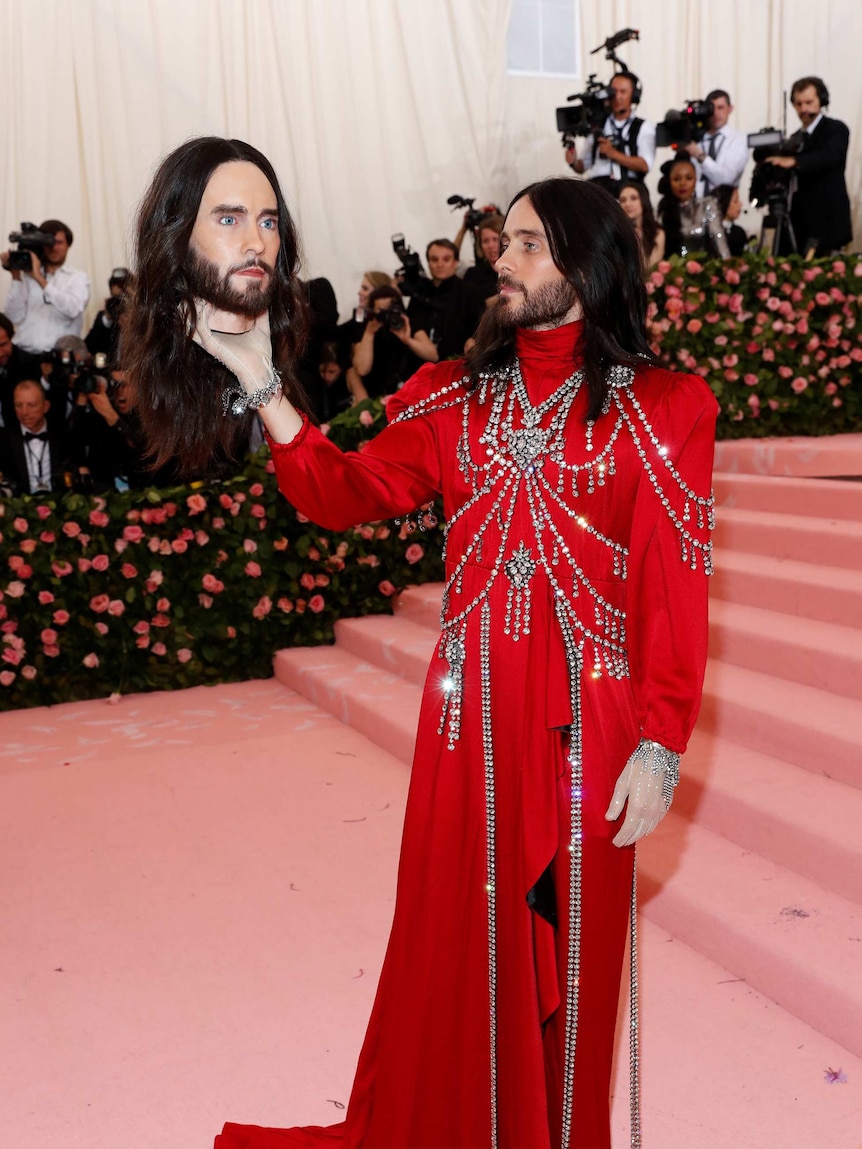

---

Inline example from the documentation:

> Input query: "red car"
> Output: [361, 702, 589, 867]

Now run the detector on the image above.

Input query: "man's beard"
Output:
[185, 249, 276, 319]
[497, 276, 578, 329]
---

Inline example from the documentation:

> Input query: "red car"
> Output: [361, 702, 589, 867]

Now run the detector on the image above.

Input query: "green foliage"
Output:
[647, 253, 862, 438]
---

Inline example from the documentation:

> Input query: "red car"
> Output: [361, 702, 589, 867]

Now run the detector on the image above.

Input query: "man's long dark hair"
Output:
[123, 136, 309, 477]
[465, 178, 655, 421]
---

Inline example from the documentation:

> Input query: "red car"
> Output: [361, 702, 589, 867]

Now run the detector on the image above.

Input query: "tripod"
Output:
[759, 193, 798, 256]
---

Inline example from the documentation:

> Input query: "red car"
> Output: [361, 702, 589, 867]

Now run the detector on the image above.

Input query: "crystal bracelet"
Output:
[632, 737, 681, 808]
[222, 364, 283, 417]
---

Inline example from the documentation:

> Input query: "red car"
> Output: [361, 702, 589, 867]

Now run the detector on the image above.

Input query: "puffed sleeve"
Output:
[625, 373, 718, 753]
[268, 362, 456, 531]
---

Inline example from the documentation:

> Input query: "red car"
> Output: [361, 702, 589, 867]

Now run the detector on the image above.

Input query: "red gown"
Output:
[216, 321, 717, 1149]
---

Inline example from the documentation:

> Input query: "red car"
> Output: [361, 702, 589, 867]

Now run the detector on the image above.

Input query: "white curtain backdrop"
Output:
[1, 0, 859, 328]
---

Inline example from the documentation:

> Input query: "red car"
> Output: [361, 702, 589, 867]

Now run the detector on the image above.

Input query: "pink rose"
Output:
[158, 540, 172, 555]
[148, 569, 164, 587]
[135, 635, 150, 650]
[0, 670, 15, 686]
[151, 614, 170, 628]
[219, 493, 234, 509]
[40, 531, 55, 544]
[78, 558, 92, 573]
[13, 517, 28, 533]
[300, 572, 315, 590]
[177, 648, 192, 663]
[123, 525, 144, 542]
[685, 319, 702, 334]
[43, 644, 60, 658]
[685, 259, 703, 274]
[359, 409, 374, 426]
[747, 394, 760, 410]
[743, 374, 759, 387]
[94, 622, 109, 636]
[89, 594, 110, 613]
[378, 580, 396, 597]
[722, 354, 739, 368]
[212, 516, 225, 530]
[243, 539, 258, 554]
[82, 653, 100, 668]
[186, 494, 207, 514]
[277, 597, 294, 613]
[198, 594, 214, 609]
[5, 581, 25, 598]
[121, 563, 138, 579]
[41, 628, 58, 645]
[308, 594, 325, 613]
[152, 642, 167, 657]
[156, 597, 170, 612]
[405, 543, 425, 564]
[62, 521, 82, 537]
[824, 382, 838, 395]
[53, 609, 70, 625]
[89, 510, 110, 527]
[253, 595, 273, 619]
[761, 348, 775, 362]
[91, 553, 110, 572]
[39, 590, 55, 605]
[244, 561, 262, 578]
[195, 530, 209, 546]
[314, 574, 330, 587]
[19, 539, 36, 555]
[107, 600, 124, 616]
[791, 377, 808, 393]
[250, 504, 266, 519]
[265, 459, 276, 472]
[202, 573, 224, 593]
[133, 621, 150, 635]
[249, 483, 264, 497]
[114, 539, 129, 554]
[171, 538, 188, 554]
[814, 291, 831, 306]
[21, 665, 37, 680]
[2, 647, 22, 666]
[724, 267, 740, 285]
[777, 366, 793, 378]
[35, 505, 52, 520]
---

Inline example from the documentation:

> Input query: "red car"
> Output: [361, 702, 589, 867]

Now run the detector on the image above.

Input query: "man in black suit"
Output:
[0, 313, 43, 429]
[0, 379, 68, 496]
[766, 76, 852, 256]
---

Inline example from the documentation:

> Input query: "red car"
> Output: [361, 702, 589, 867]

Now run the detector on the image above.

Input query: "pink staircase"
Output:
[275, 468, 862, 1076]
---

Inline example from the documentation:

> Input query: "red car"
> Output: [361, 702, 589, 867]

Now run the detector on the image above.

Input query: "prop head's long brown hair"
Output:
[465, 178, 655, 421]
[123, 137, 309, 478]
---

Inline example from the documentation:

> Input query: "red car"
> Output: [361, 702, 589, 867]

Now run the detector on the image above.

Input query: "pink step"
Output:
[713, 471, 862, 520]
[713, 431, 862, 477]
[676, 730, 862, 906]
[708, 599, 862, 701]
[710, 549, 862, 627]
[714, 506, 862, 569]
[334, 615, 437, 689]
[393, 583, 444, 631]
[699, 660, 862, 790]
[637, 810, 862, 1059]
[273, 646, 420, 766]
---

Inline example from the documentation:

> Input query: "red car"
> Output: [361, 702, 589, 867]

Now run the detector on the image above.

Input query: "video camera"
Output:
[447, 195, 486, 231]
[7, 222, 58, 271]
[51, 349, 110, 397]
[655, 100, 714, 148]
[748, 127, 801, 208]
[555, 27, 640, 145]
[391, 232, 437, 306]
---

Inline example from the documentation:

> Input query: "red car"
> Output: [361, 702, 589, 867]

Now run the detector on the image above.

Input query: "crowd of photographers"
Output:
[0, 67, 852, 498]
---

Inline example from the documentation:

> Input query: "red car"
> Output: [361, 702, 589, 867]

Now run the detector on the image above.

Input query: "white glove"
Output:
[605, 739, 680, 848]
[189, 298, 274, 393]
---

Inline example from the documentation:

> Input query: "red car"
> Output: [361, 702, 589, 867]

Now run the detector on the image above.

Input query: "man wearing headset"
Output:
[565, 71, 656, 196]
[766, 75, 852, 256]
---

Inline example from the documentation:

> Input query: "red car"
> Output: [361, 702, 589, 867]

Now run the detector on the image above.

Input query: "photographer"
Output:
[765, 76, 852, 256]
[565, 72, 655, 195]
[85, 267, 131, 362]
[349, 286, 437, 402]
[67, 352, 130, 492]
[39, 335, 91, 433]
[462, 213, 504, 302]
[405, 239, 485, 360]
[680, 89, 748, 196]
[1, 220, 90, 355]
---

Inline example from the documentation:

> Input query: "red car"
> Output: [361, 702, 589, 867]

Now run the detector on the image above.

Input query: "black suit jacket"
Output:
[0, 424, 69, 496]
[0, 346, 44, 428]
[791, 115, 852, 252]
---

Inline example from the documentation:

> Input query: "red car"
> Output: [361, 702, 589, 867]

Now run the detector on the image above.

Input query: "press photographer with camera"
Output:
[85, 267, 131, 362]
[565, 71, 656, 195]
[679, 89, 748, 196]
[763, 76, 852, 256]
[402, 239, 485, 360]
[1, 220, 90, 355]
[0, 378, 69, 496]
[462, 213, 505, 302]
[67, 350, 140, 492]
[348, 285, 437, 402]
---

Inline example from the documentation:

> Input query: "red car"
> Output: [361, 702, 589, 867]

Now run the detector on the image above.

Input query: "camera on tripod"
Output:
[655, 100, 714, 148]
[6, 222, 57, 271]
[747, 127, 803, 253]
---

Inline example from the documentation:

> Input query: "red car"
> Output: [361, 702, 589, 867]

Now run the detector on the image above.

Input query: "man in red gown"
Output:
[128, 143, 717, 1149]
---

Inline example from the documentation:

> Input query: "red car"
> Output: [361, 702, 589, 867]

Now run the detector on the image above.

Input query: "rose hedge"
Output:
[647, 252, 862, 438]
[0, 432, 444, 711]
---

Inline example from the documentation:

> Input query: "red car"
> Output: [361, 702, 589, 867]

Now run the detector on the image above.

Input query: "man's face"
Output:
[610, 76, 634, 117]
[479, 227, 501, 263]
[44, 232, 69, 269]
[495, 197, 581, 330]
[792, 85, 822, 128]
[709, 96, 732, 131]
[0, 329, 13, 367]
[111, 372, 135, 414]
[187, 161, 280, 318]
[427, 245, 458, 283]
[14, 383, 49, 431]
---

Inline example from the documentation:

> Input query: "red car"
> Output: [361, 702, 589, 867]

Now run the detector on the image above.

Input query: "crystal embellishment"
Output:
[506, 426, 549, 470]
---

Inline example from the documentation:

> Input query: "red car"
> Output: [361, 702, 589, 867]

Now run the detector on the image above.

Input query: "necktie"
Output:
[24, 431, 48, 442]
[708, 133, 720, 159]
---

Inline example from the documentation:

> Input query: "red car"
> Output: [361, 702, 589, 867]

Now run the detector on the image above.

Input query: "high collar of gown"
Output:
[513, 320, 586, 402]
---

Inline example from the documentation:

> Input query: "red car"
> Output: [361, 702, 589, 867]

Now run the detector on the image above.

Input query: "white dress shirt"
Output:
[695, 124, 748, 196]
[578, 113, 657, 181]
[4, 263, 91, 353]
[19, 419, 52, 493]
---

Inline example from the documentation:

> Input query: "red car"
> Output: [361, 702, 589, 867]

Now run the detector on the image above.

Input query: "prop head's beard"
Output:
[497, 275, 578, 329]
[184, 249, 276, 319]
